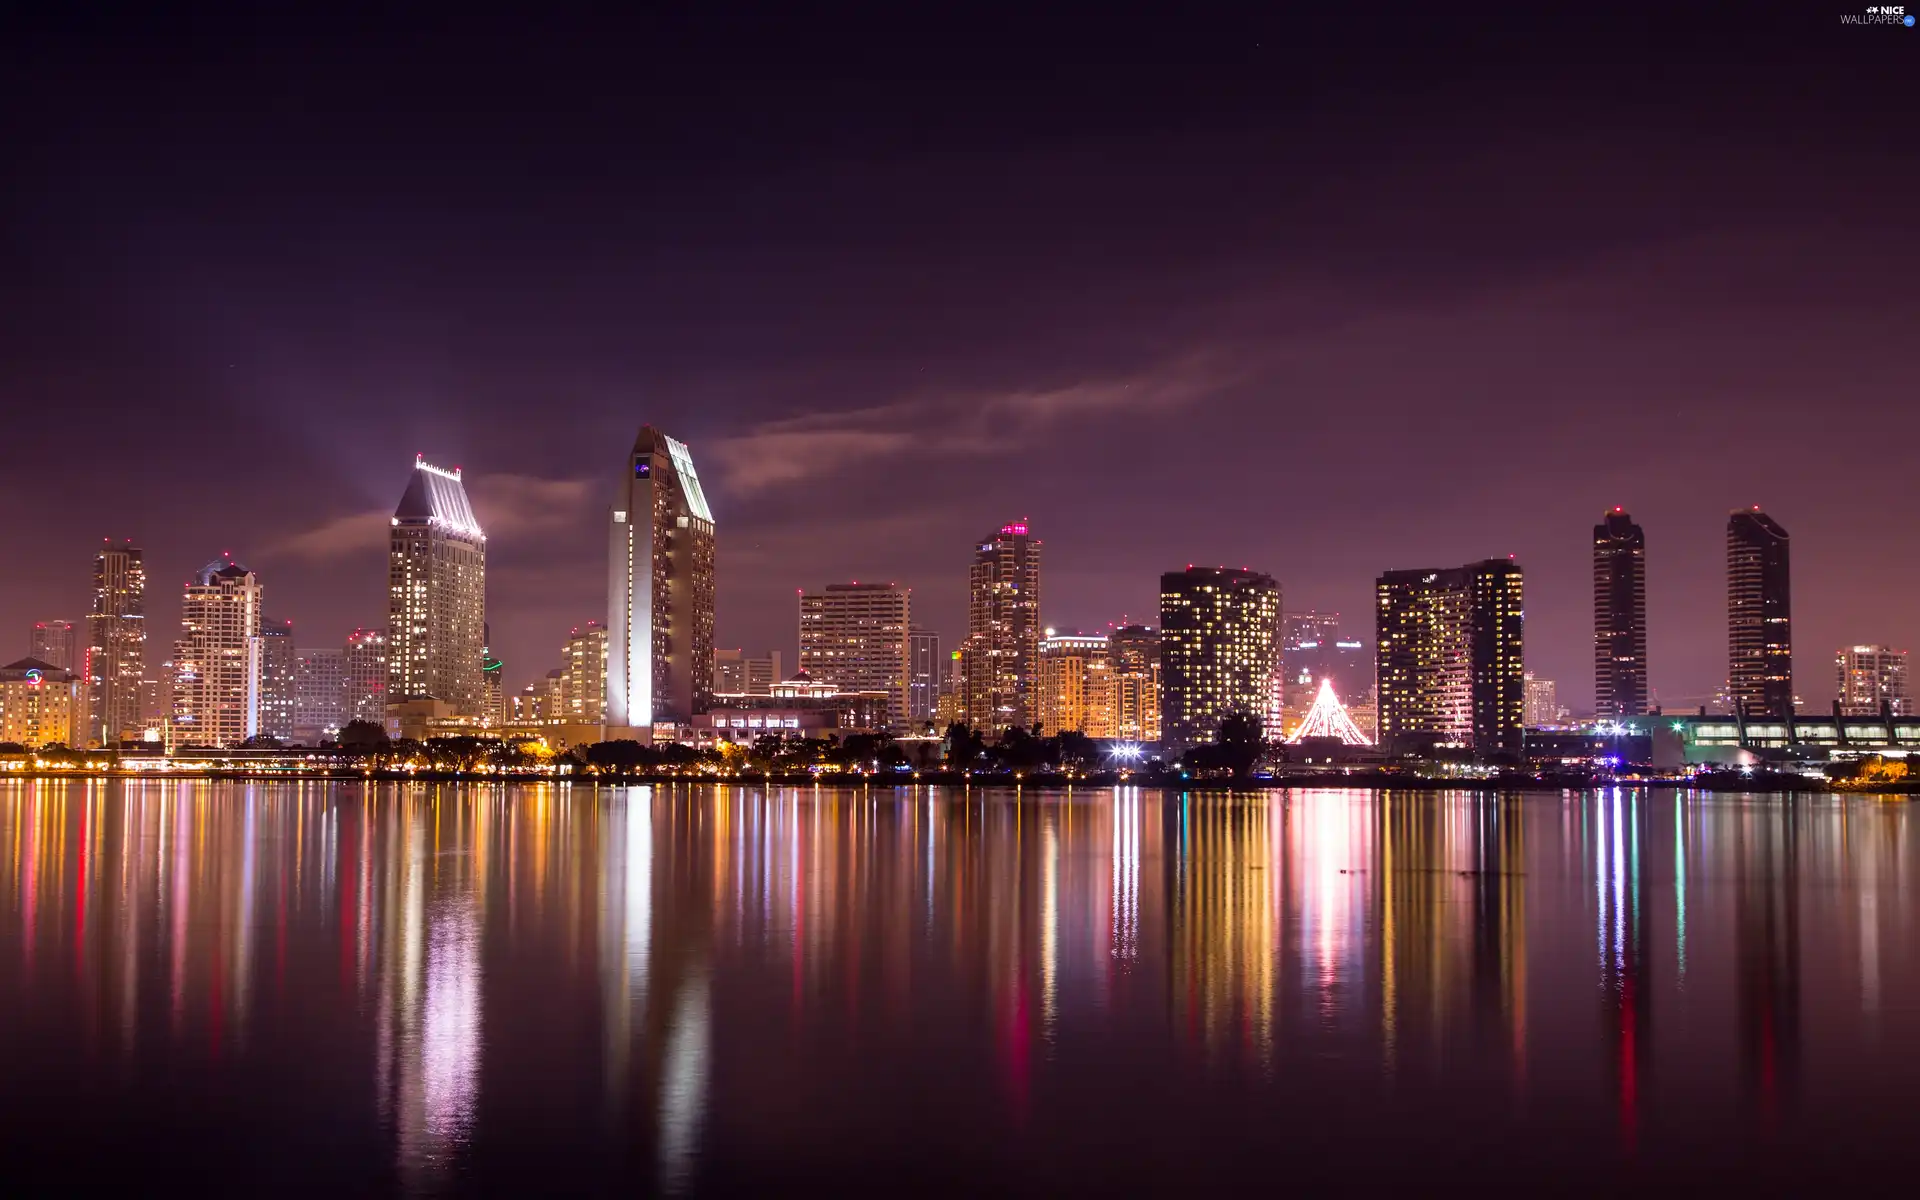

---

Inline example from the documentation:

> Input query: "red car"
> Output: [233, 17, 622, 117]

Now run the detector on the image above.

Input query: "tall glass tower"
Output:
[607, 427, 716, 733]
[388, 458, 487, 718]
[1593, 507, 1648, 719]
[1727, 507, 1791, 718]
[86, 538, 146, 746]
[1158, 566, 1280, 753]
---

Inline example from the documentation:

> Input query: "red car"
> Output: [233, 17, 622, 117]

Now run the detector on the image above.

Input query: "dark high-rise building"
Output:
[257, 618, 297, 741]
[1593, 507, 1649, 719]
[389, 458, 487, 718]
[1158, 567, 1280, 752]
[907, 629, 943, 724]
[963, 522, 1042, 731]
[1727, 507, 1792, 718]
[29, 620, 77, 672]
[86, 539, 146, 747]
[293, 647, 347, 744]
[607, 426, 716, 732]
[1376, 559, 1524, 756]
[483, 623, 505, 730]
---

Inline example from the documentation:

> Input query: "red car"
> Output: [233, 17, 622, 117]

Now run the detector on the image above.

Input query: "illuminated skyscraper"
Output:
[963, 522, 1042, 731]
[1836, 645, 1908, 716]
[171, 557, 264, 748]
[85, 539, 146, 746]
[907, 629, 943, 724]
[1107, 623, 1162, 743]
[799, 582, 911, 728]
[388, 457, 487, 718]
[1037, 632, 1111, 736]
[562, 621, 609, 724]
[1522, 672, 1559, 728]
[257, 618, 297, 741]
[1159, 567, 1280, 752]
[343, 627, 389, 724]
[607, 426, 716, 732]
[1593, 507, 1649, 719]
[1727, 508, 1791, 719]
[294, 647, 347, 744]
[1375, 559, 1524, 755]
[28, 620, 77, 672]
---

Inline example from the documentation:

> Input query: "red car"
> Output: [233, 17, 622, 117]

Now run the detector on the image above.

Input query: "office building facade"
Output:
[1159, 567, 1281, 752]
[563, 621, 609, 725]
[171, 558, 265, 748]
[388, 457, 487, 719]
[799, 582, 911, 728]
[1836, 645, 1909, 716]
[907, 629, 943, 725]
[343, 628, 389, 724]
[29, 620, 77, 672]
[0, 658, 82, 748]
[85, 539, 146, 747]
[963, 522, 1042, 731]
[1727, 508, 1792, 718]
[257, 618, 297, 741]
[1037, 632, 1111, 737]
[608, 426, 716, 732]
[1376, 559, 1525, 755]
[294, 647, 348, 744]
[1523, 672, 1559, 728]
[1593, 507, 1649, 719]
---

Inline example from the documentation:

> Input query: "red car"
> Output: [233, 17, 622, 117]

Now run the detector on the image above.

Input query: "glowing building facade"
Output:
[607, 426, 716, 732]
[1836, 645, 1908, 717]
[171, 558, 265, 748]
[388, 458, 487, 719]
[1107, 623, 1161, 743]
[1159, 567, 1280, 752]
[1727, 508, 1792, 719]
[85, 539, 146, 746]
[799, 582, 911, 729]
[1375, 559, 1524, 756]
[0, 658, 82, 748]
[963, 522, 1042, 732]
[1593, 507, 1649, 719]
[1037, 632, 1111, 737]
[563, 621, 609, 725]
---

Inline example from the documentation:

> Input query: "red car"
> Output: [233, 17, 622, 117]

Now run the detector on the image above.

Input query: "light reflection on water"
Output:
[0, 781, 1916, 1194]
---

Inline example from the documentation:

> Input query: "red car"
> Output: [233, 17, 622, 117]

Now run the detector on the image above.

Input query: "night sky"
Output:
[3, 7, 1915, 710]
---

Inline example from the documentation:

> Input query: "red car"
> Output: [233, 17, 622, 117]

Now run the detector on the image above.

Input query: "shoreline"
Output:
[1, 769, 1909, 795]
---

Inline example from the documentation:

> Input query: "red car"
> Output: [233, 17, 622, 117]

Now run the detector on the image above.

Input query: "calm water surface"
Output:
[1, 781, 1917, 1195]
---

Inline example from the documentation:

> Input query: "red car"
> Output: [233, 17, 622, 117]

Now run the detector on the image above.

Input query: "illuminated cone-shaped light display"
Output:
[1285, 678, 1371, 746]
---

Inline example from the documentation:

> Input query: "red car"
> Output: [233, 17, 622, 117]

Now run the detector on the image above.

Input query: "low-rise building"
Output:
[0, 658, 83, 748]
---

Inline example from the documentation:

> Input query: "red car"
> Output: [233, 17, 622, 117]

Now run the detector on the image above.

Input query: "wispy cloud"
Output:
[709, 351, 1240, 496]
[273, 472, 597, 559]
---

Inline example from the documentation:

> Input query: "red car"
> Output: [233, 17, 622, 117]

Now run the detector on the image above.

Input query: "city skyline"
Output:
[4, 11, 1917, 715]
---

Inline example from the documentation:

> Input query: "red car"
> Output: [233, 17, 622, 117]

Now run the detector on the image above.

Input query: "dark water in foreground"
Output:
[1, 782, 1916, 1195]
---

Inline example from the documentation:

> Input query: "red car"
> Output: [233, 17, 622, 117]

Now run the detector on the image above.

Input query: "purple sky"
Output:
[2, 8, 1915, 710]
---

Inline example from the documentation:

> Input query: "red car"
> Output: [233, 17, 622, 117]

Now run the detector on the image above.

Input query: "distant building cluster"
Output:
[24, 432, 1909, 773]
